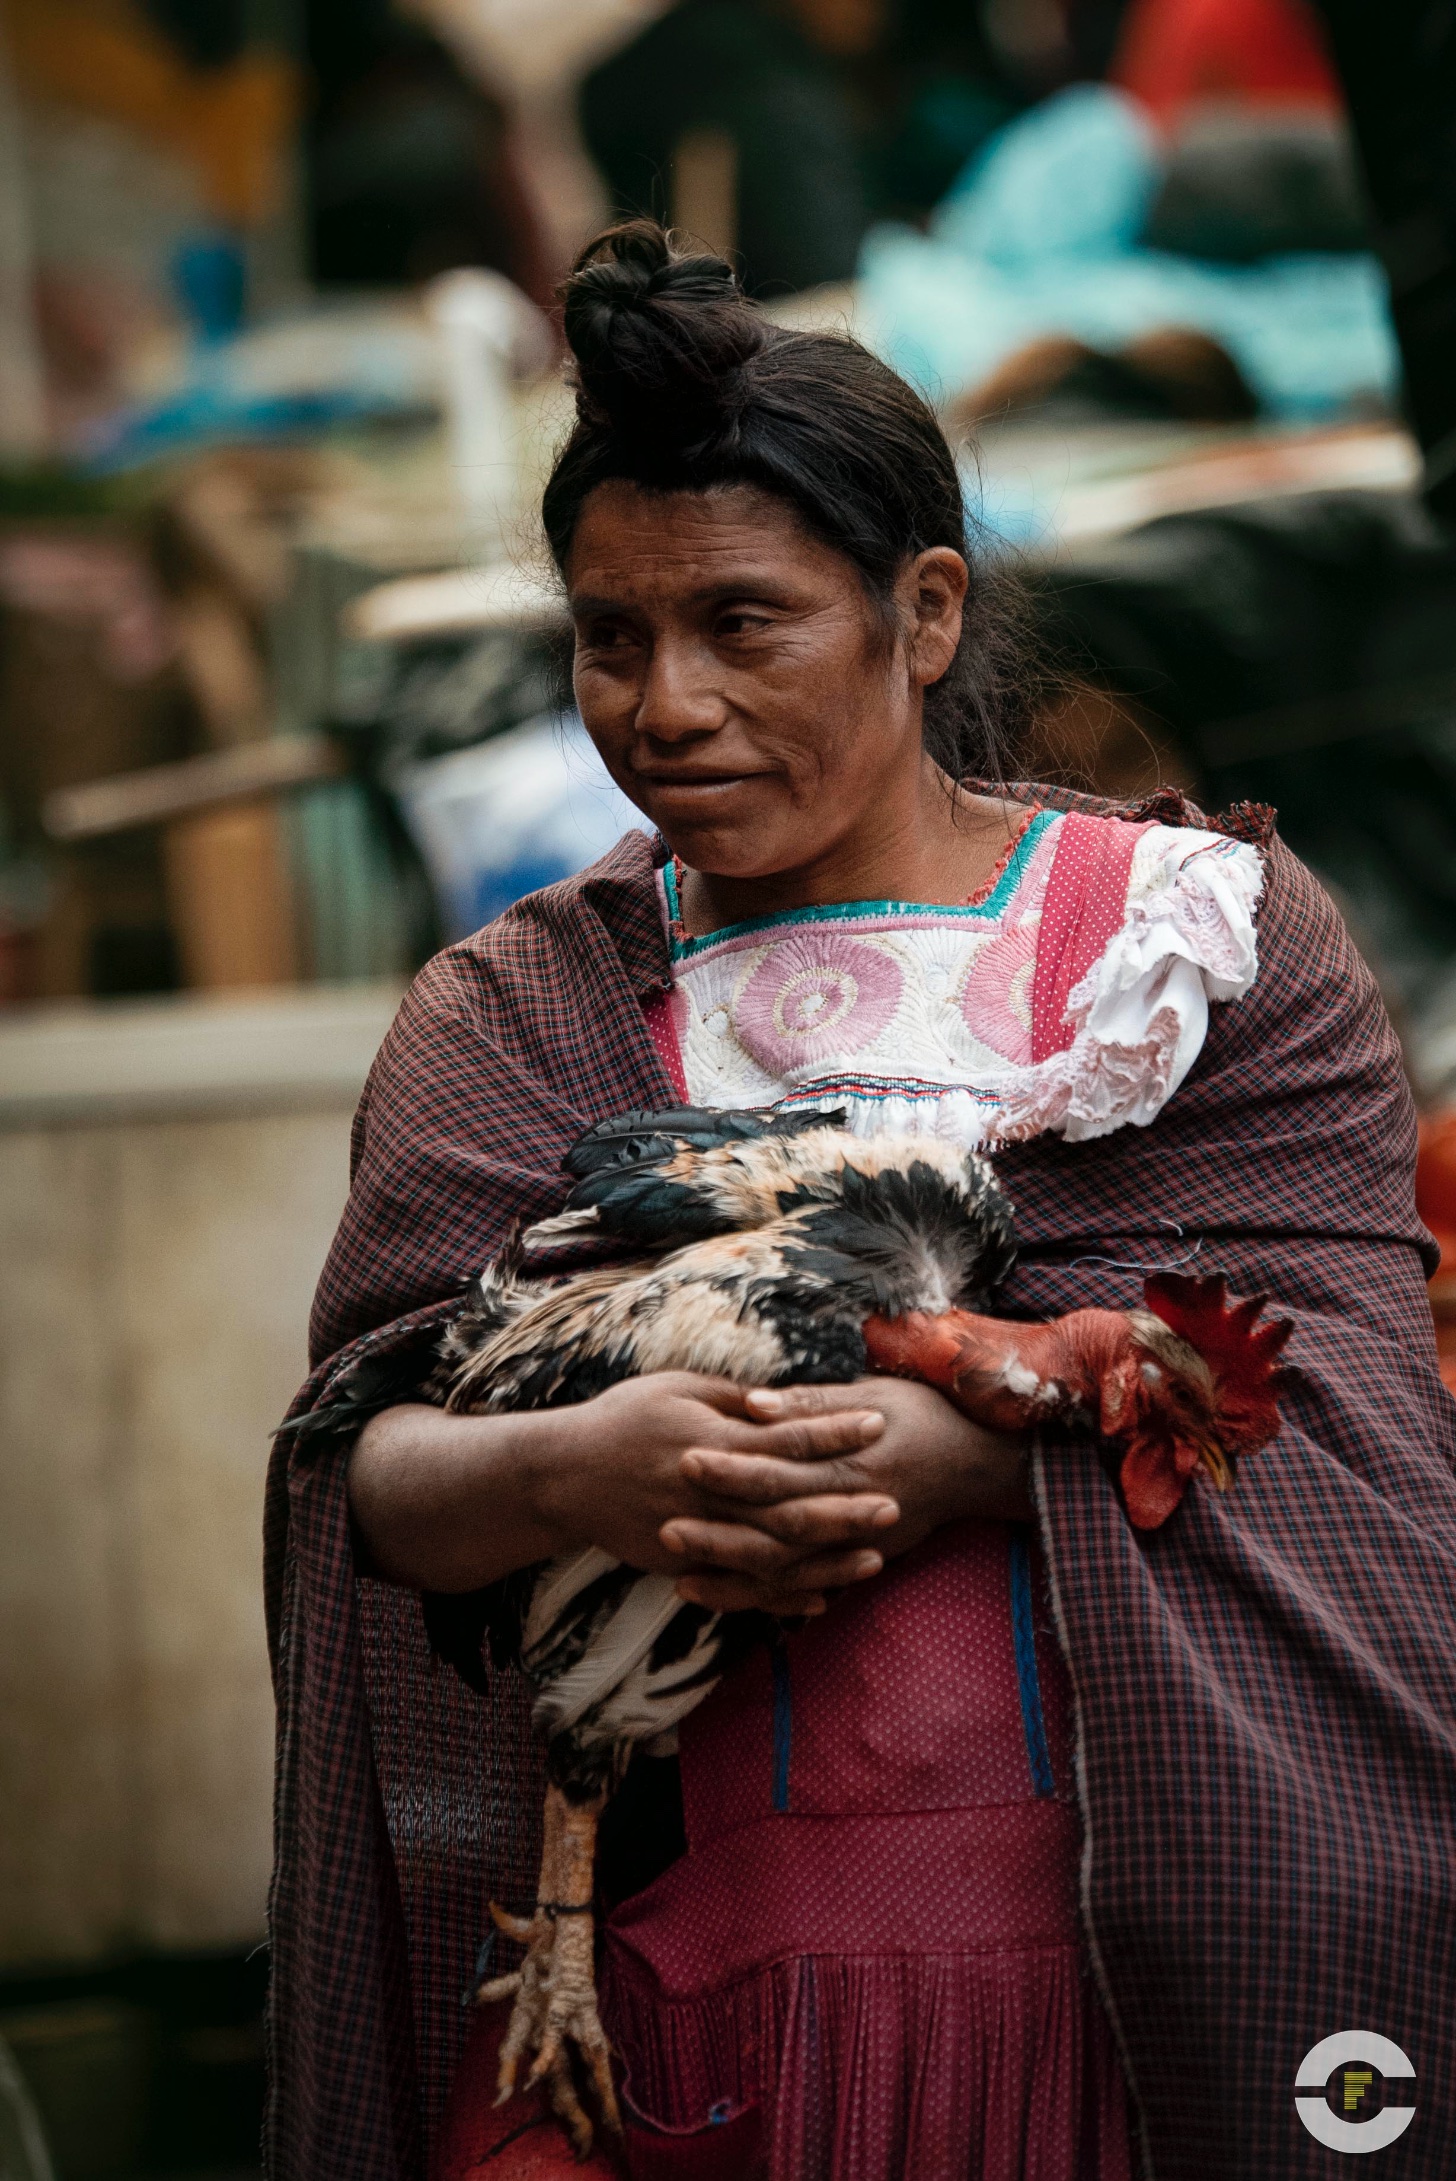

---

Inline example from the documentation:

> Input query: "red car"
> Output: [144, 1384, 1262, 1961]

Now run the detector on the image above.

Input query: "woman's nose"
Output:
[634, 636, 727, 743]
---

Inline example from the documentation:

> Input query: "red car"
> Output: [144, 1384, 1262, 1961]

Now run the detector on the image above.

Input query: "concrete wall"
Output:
[0, 987, 400, 1968]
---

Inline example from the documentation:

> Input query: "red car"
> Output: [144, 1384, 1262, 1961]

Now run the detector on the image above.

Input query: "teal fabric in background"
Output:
[858, 86, 1399, 420]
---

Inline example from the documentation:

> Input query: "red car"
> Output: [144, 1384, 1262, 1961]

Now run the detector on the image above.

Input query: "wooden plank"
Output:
[41, 733, 343, 843]
[342, 560, 566, 644]
[162, 798, 299, 990]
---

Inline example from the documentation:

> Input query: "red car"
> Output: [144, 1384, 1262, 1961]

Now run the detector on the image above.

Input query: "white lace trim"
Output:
[989, 827, 1264, 1144]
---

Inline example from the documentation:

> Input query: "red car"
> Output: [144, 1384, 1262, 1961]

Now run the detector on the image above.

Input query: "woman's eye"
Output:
[716, 608, 772, 638]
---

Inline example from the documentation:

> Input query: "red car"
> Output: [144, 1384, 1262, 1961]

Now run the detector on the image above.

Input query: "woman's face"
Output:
[566, 480, 966, 882]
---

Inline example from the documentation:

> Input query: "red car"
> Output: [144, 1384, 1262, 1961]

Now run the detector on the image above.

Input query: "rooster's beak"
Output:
[1198, 1437, 1234, 1492]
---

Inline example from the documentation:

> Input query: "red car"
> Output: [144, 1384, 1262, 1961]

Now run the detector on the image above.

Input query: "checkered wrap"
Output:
[265, 788, 1456, 2181]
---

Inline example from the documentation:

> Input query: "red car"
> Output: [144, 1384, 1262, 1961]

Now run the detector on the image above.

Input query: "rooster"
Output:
[429, 1106, 1289, 2157]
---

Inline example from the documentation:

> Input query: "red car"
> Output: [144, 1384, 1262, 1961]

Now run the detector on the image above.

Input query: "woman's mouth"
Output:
[635, 771, 766, 806]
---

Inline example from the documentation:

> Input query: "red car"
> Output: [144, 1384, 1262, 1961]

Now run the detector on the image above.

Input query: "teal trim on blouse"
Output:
[664, 807, 1056, 960]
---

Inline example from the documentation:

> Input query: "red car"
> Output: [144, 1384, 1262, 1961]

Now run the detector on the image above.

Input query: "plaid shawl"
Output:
[265, 786, 1456, 2181]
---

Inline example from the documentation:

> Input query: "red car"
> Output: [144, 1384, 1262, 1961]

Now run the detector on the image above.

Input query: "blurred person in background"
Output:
[2, 0, 298, 410]
[1110, 0, 1340, 126]
[303, 0, 552, 298]
[577, 0, 1061, 292]
[1107, 0, 1364, 265]
[580, 0, 882, 291]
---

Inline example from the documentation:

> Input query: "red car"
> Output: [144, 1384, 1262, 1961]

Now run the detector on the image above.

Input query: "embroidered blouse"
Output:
[655, 808, 1264, 1145]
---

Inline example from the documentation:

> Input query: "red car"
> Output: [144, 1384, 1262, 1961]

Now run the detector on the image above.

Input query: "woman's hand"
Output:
[662, 1377, 1032, 1614]
[532, 1372, 898, 1608]
[348, 1373, 899, 1604]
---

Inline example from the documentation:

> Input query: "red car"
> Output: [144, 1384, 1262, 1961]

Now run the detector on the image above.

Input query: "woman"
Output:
[266, 224, 1456, 2181]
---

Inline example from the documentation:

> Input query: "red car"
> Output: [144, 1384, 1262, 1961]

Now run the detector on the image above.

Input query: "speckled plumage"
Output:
[430, 1106, 1015, 1798]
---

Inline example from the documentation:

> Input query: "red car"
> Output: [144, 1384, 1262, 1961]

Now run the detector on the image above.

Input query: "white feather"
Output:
[528, 1570, 692, 1736]
[522, 1546, 618, 1649]
[569, 1608, 726, 1751]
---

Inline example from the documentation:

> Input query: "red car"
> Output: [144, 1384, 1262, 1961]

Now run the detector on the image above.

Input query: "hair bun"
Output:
[561, 220, 767, 454]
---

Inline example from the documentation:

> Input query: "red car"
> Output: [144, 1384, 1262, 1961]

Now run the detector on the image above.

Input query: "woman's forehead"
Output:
[566, 479, 832, 599]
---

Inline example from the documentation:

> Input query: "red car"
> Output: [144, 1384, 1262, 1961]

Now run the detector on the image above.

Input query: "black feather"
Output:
[566, 1171, 729, 1246]
[646, 1602, 718, 1672]
[562, 1104, 830, 1180]
[560, 1105, 848, 1249]
[421, 1590, 491, 1694]
[422, 1562, 540, 1691]
[794, 1158, 1016, 1306]
[742, 1271, 870, 1382]
[275, 1350, 431, 1457]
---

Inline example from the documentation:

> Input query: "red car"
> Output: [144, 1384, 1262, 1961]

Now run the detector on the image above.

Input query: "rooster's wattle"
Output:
[430, 1106, 1289, 2156]
[865, 1270, 1292, 1532]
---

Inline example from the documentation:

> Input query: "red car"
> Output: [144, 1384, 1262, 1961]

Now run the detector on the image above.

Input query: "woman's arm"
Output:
[349, 1371, 1031, 1615]
[348, 1371, 907, 1611]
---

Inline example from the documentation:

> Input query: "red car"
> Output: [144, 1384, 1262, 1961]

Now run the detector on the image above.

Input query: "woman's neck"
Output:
[675, 775, 1032, 938]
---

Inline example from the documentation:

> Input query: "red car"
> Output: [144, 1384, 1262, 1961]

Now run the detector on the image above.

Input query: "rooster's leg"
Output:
[527, 1790, 622, 2146]
[476, 1781, 621, 2158]
[477, 1782, 562, 2102]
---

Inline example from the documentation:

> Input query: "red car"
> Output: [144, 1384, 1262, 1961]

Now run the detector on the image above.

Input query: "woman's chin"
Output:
[647, 799, 801, 877]
[659, 829, 802, 882]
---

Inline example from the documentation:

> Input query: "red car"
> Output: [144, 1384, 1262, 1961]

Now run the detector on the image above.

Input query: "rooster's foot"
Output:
[475, 1783, 620, 2160]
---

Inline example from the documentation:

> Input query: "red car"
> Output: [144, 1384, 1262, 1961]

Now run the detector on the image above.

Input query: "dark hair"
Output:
[542, 220, 1036, 780]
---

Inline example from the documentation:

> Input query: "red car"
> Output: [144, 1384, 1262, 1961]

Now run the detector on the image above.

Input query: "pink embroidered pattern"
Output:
[957, 922, 1039, 1064]
[735, 930, 904, 1072]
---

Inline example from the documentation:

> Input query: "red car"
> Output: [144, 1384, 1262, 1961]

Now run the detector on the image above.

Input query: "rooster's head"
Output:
[1108, 1272, 1292, 1530]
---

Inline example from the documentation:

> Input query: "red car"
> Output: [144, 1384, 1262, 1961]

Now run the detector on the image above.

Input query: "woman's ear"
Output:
[902, 548, 968, 688]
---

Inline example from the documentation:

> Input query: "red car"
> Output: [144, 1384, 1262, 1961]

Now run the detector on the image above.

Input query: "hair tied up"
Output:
[561, 220, 766, 458]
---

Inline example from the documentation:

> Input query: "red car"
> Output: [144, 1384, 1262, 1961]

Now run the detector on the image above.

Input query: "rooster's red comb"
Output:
[1143, 1270, 1292, 1455]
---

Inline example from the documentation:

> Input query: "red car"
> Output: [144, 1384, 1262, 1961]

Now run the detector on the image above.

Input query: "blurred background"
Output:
[2, 1, 1456, 2174]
